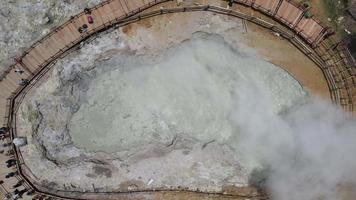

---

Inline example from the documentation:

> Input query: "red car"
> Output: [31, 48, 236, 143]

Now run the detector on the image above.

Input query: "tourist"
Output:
[12, 180, 23, 188]
[87, 15, 93, 24]
[0, 127, 9, 135]
[5, 171, 17, 178]
[82, 24, 88, 32]
[18, 79, 29, 86]
[6, 159, 16, 164]
[14, 69, 25, 75]
[7, 162, 16, 168]
[84, 8, 91, 15]
[18, 188, 28, 197]
[26, 189, 35, 196]
[10, 190, 20, 200]
[12, 189, 20, 198]
[6, 160, 16, 167]
[228, 0, 233, 7]
[78, 27, 83, 33]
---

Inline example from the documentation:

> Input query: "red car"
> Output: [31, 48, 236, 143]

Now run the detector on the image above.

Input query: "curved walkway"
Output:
[0, 0, 355, 199]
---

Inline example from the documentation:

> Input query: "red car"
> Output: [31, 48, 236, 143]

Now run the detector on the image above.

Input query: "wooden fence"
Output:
[0, 0, 355, 199]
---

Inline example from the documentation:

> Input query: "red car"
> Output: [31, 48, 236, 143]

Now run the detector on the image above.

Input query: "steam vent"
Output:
[1, 1, 356, 200]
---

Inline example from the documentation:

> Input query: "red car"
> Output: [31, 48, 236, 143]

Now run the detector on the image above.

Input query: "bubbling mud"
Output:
[69, 35, 306, 153]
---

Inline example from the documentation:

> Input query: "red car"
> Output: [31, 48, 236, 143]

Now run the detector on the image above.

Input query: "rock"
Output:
[0, 0, 105, 73]
[0, 8, 11, 17]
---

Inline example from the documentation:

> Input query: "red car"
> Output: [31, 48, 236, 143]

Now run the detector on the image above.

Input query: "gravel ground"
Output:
[0, 0, 103, 73]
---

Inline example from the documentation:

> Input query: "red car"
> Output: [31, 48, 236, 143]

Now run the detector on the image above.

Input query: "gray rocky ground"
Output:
[0, 0, 103, 72]
[16, 12, 306, 193]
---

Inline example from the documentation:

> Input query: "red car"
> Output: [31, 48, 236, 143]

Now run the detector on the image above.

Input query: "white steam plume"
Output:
[231, 71, 356, 200]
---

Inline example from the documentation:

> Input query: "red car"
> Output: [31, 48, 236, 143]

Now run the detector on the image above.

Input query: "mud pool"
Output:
[17, 15, 308, 193]
[69, 35, 306, 153]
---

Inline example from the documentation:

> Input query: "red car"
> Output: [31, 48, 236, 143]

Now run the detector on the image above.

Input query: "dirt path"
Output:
[244, 22, 330, 101]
